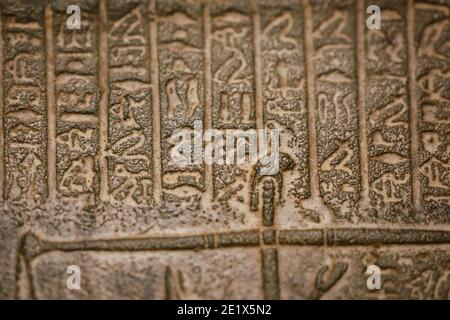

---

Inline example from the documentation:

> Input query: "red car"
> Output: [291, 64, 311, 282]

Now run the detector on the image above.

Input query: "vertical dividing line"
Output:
[301, 0, 320, 199]
[45, 4, 56, 198]
[252, 0, 281, 300]
[261, 248, 280, 299]
[407, 0, 421, 209]
[149, 0, 162, 205]
[356, 0, 370, 209]
[98, 0, 109, 202]
[251, 0, 264, 131]
[203, 1, 213, 199]
[252, 0, 263, 222]
[0, 8, 4, 201]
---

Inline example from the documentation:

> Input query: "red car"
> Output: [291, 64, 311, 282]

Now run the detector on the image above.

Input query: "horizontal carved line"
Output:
[21, 228, 450, 259]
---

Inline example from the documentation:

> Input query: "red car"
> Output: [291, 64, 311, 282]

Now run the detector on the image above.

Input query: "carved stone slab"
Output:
[0, 0, 449, 299]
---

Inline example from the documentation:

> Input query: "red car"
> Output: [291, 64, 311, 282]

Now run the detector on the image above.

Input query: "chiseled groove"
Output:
[23, 233, 209, 259]
[278, 229, 325, 245]
[261, 248, 280, 299]
[331, 228, 450, 246]
[407, 0, 421, 209]
[301, 0, 321, 198]
[149, 0, 162, 205]
[203, 1, 214, 198]
[216, 230, 260, 247]
[356, 0, 370, 209]
[251, 0, 264, 131]
[45, 4, 56, 198]
[279, 228, 450, 246]
[250, 1, 281, 299]
[0, 7, 4, 201]
[22, 228, 450, 259]
[98, 0, 109, 202]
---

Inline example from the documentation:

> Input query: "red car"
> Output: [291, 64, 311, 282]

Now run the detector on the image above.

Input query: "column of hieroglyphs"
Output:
[106, 0, 153, 206]
[2, 0, 48, 203]
[52, 0, 100, 206]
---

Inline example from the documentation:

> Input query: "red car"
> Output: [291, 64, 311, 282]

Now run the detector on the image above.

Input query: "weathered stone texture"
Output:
[0, 0, 449, 299]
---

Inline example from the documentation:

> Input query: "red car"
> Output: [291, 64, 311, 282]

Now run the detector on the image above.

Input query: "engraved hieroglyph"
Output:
[53, 0, 100, 206]
[258, 0, 310, 227]
[211, 0, 257, 211]
[2, 0, 47, 203]
[415, 1, 450, 218]
[311, 0, 362, 222]
[107, 0, 153, 206]
[158, 0, 205, 206]
[364, 0, 413, 221]
[0, 0, 450, 300]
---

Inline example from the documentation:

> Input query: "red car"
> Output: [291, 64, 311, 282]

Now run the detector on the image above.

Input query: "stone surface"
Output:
[0, 0, 449, 299]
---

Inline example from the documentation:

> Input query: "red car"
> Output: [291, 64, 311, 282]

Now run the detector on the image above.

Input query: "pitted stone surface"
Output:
[0, 0, 450, 299]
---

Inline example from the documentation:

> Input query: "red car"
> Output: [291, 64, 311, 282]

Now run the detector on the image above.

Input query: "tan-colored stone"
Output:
[0, 0, 449, 299]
